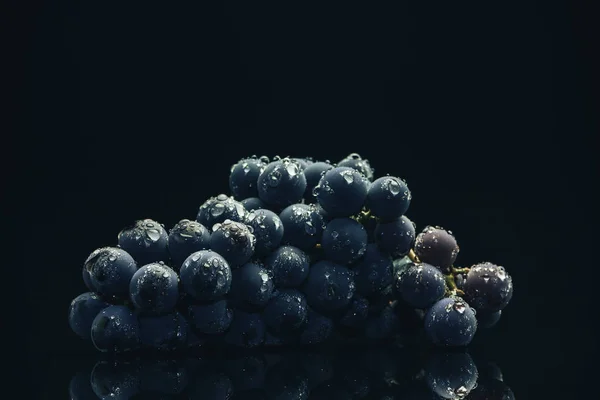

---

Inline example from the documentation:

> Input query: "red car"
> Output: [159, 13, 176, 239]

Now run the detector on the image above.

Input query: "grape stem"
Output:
[444, 274, 465, 297]
[408, 249, 420, 263]
[451, 266, 470, 275]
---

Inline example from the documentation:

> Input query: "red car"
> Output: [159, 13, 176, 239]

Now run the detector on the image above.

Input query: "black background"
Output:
[8, 0, 597, 398]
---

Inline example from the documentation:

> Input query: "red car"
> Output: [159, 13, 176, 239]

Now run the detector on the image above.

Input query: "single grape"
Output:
[321, 218, 368, 265]
[366, 176, 411, 220]
[302, 161, 334, 202]
[223, 310, 266, 348]
[138, 311, 188, 350]
[299, 308, 334, 345]
[187, 299, 233, 334]
[337, 153, 374, 181]
[279, 203, 325, 251]
[129, 262, 179, 314]
[424, 297, 477, 347]
[168, 219, 210, 271]
[240, 196, 266, 211]
[374, 215, 416, 257]
[117, 219, 169, 266]
[68, 292, 110, 340]
[83, 247, 138, 300]
[424, 351, 479, 399]
[91, 305, 140, 352]
[229, 262, 274, 311]
[265, 245, 310, 288]
[463, 262, 513, 312]
[262, 289, 308, 335]
[352, 243, 393, 296]
[196, 194, 247, 228]
[394, 262, 446, 309]
[257, 158, 307, 209]
[229, 157, 268, 199]
[414, 226, 459, 272]
[245, 209, 284, 256]
[314, 167, 369, 217]
[303, 260, 355, 314]
[209, 219, 256, 268]
[179, 250, 232, 301]
[477, 310, 502, 329]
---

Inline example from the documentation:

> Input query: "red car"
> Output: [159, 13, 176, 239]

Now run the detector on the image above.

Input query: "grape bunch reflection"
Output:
[70, 346, 514, 399]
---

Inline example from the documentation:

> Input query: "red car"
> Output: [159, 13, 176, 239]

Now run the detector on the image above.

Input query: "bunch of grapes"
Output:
[68, 153, 514, 353]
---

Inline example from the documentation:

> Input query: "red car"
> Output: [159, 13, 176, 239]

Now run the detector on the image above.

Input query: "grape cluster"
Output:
[70, 347, 514, 400]
[68, 153, 514, 353]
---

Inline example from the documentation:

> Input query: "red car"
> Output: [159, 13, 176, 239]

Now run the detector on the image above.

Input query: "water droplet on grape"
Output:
[304, 221, 316, 235]
[268, 170, 282, 187]
[146, 229, 161, 242]
[341, 170, 354, 184]
[454, 301, 467, 314]
[388, 179, 401, 195]
[211, 203, 225, 217]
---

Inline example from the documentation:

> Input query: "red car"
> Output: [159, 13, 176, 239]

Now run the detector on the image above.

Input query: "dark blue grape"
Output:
[321, 218, 368, 265]
[339, 296, 369, 328]
[337, 153, 374, 181]
[68, 292, 110, 340]
[303, 161, 334, 202]
[303, 260, 355, 313]
[414, 226, 459, 272]
[229, 262, 274, 311]
[229, 157, 268, 199]
[167, 219, 210, 271]
[374, 215, 416, 257]
[197, 194, 247, 228]
[90, 361, 140, 400]
[395, 262, 446, 309]
[365, 305, 400, 340]
[138, 311, 188, 350]
[83, 247, 138, 300]
[424, 351, 479, 399]
[129, 262, 179, 314]
[241, 196, 266, 211]
[223, 310, 266, 348]
[262, 289, 308, 335]
[352, 243, 393, 296]
[366, 176, 411, 220]
[265, 245, 310, 288]
[314, 167, 369, 217]
[279, 203, 325, 251]
[257, 158, 307, 208]
[424, 297, 477, 347]
[245, 209, 284, 256]
[209, 219, 256, 268]
[91, 305, 140, 352]
[179, 250, 232, 301]
[187, 299, 233, 334]
[463, 262, 513, 312]
[117, 219, 169, 266]
[299, 308, 334, 344]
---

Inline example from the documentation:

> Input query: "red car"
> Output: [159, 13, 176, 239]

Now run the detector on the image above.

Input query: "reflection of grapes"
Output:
[70, 346, 514, 399]
[69, 153, 514, 351]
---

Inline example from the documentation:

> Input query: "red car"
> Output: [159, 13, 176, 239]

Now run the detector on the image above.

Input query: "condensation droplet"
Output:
[146, 229, 161, 242]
